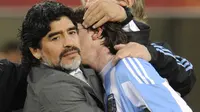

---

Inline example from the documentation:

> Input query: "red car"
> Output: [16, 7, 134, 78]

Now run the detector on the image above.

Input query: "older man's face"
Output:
[32, 16, 81, 70]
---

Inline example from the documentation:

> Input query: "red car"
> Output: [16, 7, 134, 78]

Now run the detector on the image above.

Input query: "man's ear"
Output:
[29, 47, 41, 59]
[92, 27, 103, 40]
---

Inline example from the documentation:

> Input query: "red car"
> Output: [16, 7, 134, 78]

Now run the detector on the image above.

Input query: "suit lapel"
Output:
[82, 68, 104, 104]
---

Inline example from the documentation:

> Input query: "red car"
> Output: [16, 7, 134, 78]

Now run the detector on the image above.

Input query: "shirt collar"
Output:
[99, 59, 113, 80]
[69, 68, 82, 76]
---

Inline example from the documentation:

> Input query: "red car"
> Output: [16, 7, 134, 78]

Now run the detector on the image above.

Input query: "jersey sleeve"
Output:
[148, 42, 196, 97]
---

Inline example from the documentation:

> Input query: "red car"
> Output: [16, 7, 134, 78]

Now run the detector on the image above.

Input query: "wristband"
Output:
[120, 6, 133, 26]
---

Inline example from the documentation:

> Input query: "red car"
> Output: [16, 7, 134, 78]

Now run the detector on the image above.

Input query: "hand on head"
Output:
[83, 0, 127, 29]
[112, 42, 151, 65]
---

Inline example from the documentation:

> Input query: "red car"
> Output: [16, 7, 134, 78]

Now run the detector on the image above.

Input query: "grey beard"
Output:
[42, 56, 81, 71]
[60, 57, 81, 71]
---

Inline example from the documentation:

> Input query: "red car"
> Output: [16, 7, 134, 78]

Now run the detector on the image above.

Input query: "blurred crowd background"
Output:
[0, 0, 199, 111]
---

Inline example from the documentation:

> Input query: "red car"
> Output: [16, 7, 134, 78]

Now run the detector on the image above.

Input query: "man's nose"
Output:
[62, 35, 75, 47]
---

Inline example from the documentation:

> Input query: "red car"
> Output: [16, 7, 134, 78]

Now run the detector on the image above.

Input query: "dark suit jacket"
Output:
[23, 64, 104, 112]
[0, 59, 25, 112]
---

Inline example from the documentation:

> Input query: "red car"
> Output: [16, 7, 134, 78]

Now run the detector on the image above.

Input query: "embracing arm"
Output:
[148, 42, 196, 97]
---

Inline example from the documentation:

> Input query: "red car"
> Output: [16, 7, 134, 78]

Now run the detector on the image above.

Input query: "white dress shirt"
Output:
[69, 68, 90, 86]
[122, 20, 140, 32]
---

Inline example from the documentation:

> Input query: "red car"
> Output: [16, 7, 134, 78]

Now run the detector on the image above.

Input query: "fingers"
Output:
[83, 3, 102, 28]
[113, 42, 152, 66]
[112, 43, 135, 65]
[114, 44, 126, 50]
[83, 1, 99, 20]
[92, 15, 109, 28]
[112, 49, 131, 65]
[85, 0, 98, 8]
[112, 44, 128, 65]
[84, 9, 105, 28]
[85, 2, 89, 8]
[84, 0, 126, 28]
[112, 51, 123, 66]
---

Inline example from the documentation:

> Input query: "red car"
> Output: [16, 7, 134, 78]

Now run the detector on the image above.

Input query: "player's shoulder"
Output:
[117, 57, 148, 66]
[115, 57, 153, 73]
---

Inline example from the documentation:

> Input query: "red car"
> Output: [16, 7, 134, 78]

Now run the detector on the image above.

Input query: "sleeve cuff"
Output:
[122, 20, 140, 32]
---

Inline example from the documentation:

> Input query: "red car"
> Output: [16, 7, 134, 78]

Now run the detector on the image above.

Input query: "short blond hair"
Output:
[131, 0, 147, 24]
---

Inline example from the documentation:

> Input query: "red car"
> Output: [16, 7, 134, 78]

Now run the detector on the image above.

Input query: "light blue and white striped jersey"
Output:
[100, 57, 192, 112]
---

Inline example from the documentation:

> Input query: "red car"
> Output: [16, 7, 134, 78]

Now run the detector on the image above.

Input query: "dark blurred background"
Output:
[0, 0, 199, 111]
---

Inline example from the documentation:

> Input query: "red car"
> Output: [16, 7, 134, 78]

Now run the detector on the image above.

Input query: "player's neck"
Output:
[89, 46, 113, 72]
